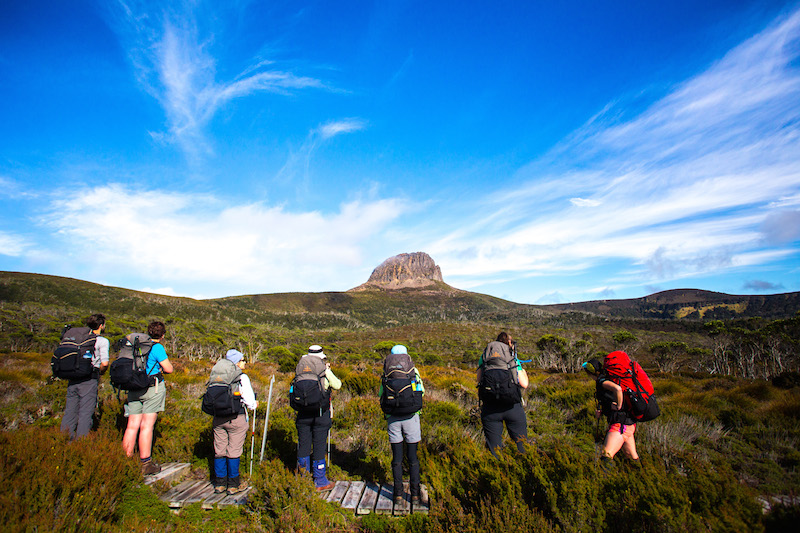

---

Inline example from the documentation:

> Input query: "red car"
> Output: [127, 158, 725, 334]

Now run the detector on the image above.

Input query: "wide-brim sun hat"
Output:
[307, 344, 326, 359]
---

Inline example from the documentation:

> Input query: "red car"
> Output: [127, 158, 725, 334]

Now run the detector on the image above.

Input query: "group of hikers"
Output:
[55, 315, 657, 503]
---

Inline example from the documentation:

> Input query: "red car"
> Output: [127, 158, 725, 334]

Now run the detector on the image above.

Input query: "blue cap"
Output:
[391, 344, 408, 355]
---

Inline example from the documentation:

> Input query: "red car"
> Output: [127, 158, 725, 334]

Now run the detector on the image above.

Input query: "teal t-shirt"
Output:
[146, 343, 168, 375]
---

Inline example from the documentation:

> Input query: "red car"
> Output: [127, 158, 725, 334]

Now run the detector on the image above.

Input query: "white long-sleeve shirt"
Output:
[237, 373, 258, 410]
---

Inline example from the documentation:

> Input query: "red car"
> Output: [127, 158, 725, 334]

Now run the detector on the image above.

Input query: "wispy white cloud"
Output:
[38, 183, 407, 296]
[0, 232, 27, 257]
[432, 7, 800, 299]
[277, 119, 367, 191]
[319, 119, 367, 140]
[112, 1, 327, 158]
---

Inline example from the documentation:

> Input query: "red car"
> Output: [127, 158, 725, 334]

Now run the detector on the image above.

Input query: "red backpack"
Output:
[603, 351, 660, 422]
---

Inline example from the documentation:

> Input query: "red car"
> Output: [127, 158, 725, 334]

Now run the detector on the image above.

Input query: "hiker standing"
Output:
[477, 332, 529, 457]
[582, 357, 639, 465]
[60, 313, 109, 439]
[379, 344, 424, 506]
[210, 349, 258, 494]
[291, 345, 341, 490]
[122, 321, 173, 475]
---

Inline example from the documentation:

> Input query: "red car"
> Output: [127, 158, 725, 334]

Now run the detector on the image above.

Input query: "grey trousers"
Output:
[61, 378, 99, 439]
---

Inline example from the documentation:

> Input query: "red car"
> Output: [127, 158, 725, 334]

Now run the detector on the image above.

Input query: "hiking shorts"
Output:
[387, 412, 421, 444]
[127, 378, 167, 415]
[608, 422, 636, 440]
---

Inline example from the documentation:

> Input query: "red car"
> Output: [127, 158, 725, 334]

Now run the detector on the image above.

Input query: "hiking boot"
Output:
[227, 476, 247, 495]
[141, 460, 161, 476]
[410, 484, 421, 506]
[214, 477, 227, 494]
[312, 459, 335, 491]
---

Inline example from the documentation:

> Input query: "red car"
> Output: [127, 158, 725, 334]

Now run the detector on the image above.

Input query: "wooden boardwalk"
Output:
[321, 480, 430, 515]
[144, 463, 431, 514]
[144, 462, 252, 509]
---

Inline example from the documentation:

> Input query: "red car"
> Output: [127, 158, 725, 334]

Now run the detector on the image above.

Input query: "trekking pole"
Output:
[249, 406, 256, 477]
[259, 375, 275, 463]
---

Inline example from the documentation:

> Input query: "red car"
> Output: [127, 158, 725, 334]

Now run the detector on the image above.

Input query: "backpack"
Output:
[603, 351, 660, 422]
[380, 352, 423, 416]
[478, 341, 522, 406]
[51, 326, 97, 380]
[289, 356, 330, 413]
[201, 358, 243, 417]
[110, 333, 154, 391]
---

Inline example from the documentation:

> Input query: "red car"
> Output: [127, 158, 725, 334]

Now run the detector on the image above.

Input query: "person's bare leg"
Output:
[137, 413, 159, 459]
[122, 414, 143, 457]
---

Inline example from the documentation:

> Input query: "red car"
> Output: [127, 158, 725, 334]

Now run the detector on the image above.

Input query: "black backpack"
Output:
[289, 356, 330, 413]
[110, 333, 153, 391]
[51, 326, 97, 380]
[380, 352, 423, 416]
[201, 359, 243, 417]
[478, 341, 522, 406]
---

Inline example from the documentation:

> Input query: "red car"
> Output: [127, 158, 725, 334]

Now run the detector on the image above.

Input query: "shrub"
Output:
[0, 426, 139, 531]
[343, 372, 380, 396]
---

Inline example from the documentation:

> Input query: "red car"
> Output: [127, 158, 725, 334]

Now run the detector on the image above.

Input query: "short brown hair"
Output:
[147, 320, 167, 339]
[496, 332, 510, 345]
[86, 313, 106, 330]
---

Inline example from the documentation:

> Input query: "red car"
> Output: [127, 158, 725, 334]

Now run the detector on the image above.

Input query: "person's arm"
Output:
[97, 337, 110, 372]
[414, 369, 425, 394]
[601, 380, 623, 409]
[517, 368, 529, 389]
[325, 367, 341, 390]
[238, 374, 258, 410]
[159, 358, 174, 374]
[153, 343, 174, 374]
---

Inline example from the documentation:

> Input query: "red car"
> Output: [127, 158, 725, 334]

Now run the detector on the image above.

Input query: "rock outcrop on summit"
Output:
[350, 252, 445, 291]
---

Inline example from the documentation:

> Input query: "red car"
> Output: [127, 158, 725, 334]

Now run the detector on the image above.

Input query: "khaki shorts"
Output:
[127, 379, 167, 415]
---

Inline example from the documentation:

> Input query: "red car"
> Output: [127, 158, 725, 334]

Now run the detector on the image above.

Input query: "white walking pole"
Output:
[249, 406, 256, 477]
[259, 375, 275, 462]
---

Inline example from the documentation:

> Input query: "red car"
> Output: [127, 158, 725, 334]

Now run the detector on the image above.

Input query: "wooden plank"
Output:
[183, 482, 215, 505]
[144, 462, 191, 485]
[159, 478, 197, 502]
[325, 480, 350, 503]
[356, 482, 380, 515]
[413, 484, 430, 514]
[163, 480, 209, 508]
[341, 481, 365, 511]
[200, 488, 231, 509]
[215, 487, 253, 508]
[374, 483, 394, 514]
[393, 482, 410, 516]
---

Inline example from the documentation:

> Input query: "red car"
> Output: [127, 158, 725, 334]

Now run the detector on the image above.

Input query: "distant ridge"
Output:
[547, 288, 800, 320]
[1, 271, 798, 323]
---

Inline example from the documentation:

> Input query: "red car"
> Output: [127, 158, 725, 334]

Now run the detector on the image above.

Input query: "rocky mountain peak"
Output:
[351, 252, 444, 291]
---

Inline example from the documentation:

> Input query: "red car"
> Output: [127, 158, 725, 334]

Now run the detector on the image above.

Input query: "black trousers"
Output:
[481, 401, 527, 457]
[391, 441, 420, 494]
[296, 409, 332, 461]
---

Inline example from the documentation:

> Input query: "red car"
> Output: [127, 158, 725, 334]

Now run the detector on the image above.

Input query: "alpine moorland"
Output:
[1, 267, 799, 532]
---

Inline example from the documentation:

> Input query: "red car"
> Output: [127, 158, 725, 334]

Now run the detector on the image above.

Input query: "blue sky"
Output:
[1, 1, 799, 304]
